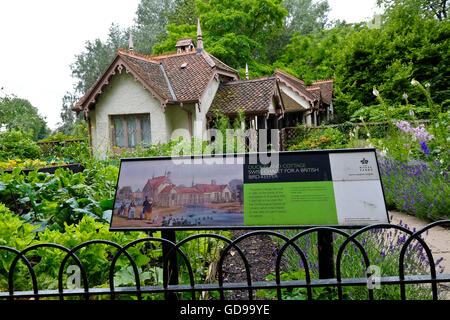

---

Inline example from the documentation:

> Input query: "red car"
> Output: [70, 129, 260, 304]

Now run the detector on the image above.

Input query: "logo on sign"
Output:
[359, 158, 373, 173]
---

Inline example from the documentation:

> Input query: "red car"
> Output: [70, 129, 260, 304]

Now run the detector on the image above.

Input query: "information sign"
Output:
[109, 149, 389, 231]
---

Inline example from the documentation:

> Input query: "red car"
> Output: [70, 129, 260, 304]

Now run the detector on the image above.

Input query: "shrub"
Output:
[379, 158, 449, 221]
[270, 225, 446, 300]
[0, 130, 41, 161]
[0, 166, 119, 232]
[288, 127, 349, 151]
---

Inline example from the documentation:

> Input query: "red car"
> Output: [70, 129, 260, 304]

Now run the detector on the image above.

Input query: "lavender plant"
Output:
[272, 222, 447, 300]
[379, 158, 449, 221]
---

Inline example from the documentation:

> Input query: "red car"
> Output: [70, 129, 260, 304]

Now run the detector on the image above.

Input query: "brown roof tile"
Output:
[208, 77, 278, 116]
[306, 86, 321, 100]
[74, 48, 239, 111]
[176, 38, 194, 47]
[274, 69, 316, 102]
[311, 80, 334, 105]
[120, 54, 173, 100]
[161, 53, 216, 101]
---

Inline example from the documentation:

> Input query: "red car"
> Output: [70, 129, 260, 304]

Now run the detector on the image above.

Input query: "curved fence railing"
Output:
[1, 220, 449, 300]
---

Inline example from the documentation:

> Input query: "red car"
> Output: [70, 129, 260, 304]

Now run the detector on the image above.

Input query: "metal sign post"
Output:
[161, 229, 179, 300]
[318, 230, 335, 280]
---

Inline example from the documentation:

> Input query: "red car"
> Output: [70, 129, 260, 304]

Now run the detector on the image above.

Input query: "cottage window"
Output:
[111, 114, 151, 148]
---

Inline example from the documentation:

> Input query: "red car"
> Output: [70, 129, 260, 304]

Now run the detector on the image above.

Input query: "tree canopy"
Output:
[62, 0, 449, 129]
[0, 93, 50, 141]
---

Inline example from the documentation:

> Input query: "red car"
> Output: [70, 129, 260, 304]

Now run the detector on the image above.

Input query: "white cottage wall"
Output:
[89, 72, 168, 159]
[195, 76, 220, 139]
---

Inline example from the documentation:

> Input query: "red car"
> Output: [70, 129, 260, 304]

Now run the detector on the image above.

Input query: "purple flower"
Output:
[420, 141, 430, 155]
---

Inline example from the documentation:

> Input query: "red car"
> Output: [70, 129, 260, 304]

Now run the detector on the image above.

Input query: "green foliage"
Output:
[196, 0, 287, 67]
[0, 166, 118, 232]
[351, 104, 430, 122]
[209, 109, 248, 154]
[38, 126, 90, 163]
[0, 94, 50, 141]
[0, 212, 150, 293]
[287, 127, 349, 151]
[275, 25, 355, 85]
[275, 228, 436, 300]
[380, 159, 449, 221]
[0, 130, 41, 161]
[333, 4, 450, 119]
[152, 24, 197, 54]
[71, 24, 129, 95]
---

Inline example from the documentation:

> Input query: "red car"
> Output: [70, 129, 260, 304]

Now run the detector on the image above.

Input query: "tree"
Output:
[274, 24, 356, 85]
[196, 0, 287, 68]
[56, 92, 84, 135]
[333, 2, 450, 119]
[152, 24, 197, 54]
[283, 0, 330, 35]
[0, 94, 50, 141]
[378, 0, 448, 20]
[70, 24, 129, 95]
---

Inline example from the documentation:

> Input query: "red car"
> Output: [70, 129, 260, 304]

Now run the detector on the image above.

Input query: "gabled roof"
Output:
[176, 38, 194, 48]
[195, 184, 228, 193]
[311, 79, 333, 105]
[274, 69, 316, 103]
[306, 86, 321, 101]
[207, 76, 283, 117]
[143, 176, 171, 191]
[73, 48, 239, 113]
[175, 186, 202, 194]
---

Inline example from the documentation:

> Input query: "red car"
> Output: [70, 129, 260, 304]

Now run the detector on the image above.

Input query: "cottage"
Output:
[73, 20, 333, 159]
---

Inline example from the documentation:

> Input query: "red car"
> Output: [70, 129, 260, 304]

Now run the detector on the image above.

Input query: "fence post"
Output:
[317, 230, 334, 280]
[161, 230, 179, 300]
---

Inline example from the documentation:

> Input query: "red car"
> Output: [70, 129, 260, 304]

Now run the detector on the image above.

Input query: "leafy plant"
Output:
[287, 127, 349, 151]
[0, 167, 118, 232]
[0, 130, 41, 161]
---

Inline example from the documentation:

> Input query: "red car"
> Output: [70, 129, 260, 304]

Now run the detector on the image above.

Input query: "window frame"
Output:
[110, 113, 151, 150]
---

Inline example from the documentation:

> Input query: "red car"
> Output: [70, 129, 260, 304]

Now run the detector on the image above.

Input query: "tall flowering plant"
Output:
[367, 80, 447, 166]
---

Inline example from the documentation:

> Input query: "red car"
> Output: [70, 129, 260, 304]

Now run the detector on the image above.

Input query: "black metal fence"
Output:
[1, 220, 449, 301]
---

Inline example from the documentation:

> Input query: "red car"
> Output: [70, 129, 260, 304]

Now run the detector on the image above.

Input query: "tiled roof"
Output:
[74, 48, 239, 111]
[161, 53, 216, 101]
[195, 184, 227, 193]
[176, 38, 194, 47]
[143, 176, 171, 191]
[120, 54, 173, 100]
[160, 185, 175, 193]
[306, 86, 321, 100]
[175, 186, 202, 194]
[274, 69, 316, 102]
[208, 77, 278, 116]
[311, 80, 333, 105]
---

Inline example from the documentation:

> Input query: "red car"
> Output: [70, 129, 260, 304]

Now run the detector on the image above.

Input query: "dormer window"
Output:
[175, 37, 195, 53]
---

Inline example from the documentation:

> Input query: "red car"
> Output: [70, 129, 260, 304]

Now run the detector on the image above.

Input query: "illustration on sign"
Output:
[111, 159, 244, 229]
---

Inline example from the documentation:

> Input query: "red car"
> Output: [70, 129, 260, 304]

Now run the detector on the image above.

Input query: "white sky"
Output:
[0, 0, 381, 131]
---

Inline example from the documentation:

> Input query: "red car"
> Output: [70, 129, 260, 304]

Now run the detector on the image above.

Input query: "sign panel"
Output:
[109, 149, 389, 231]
